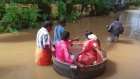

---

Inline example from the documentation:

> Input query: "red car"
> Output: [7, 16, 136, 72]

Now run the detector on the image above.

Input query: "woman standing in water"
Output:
[77, 31, 106, 66]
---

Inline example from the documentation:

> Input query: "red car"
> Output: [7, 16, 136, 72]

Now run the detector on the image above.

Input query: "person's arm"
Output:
[120, 23, 124, 31]
[44, 45, 52, 53]
[43, 34, 52, 53]
[53, 44, 55, 49]
[72, 38, 79, 42]
[62, 44, 74, 64]
[96, 39, 100, 46]
[93, 43, 106, 60]
[107, 23, 113, 32]
[67, 38, 79, 45]
[67, 40, 73, 44]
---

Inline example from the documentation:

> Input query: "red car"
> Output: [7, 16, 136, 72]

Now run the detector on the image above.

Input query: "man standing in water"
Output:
[54, 19, 78, 45]
[54, 19, 66, 45]
[35, 21, 54, 66]
[107, 17, 124, 42]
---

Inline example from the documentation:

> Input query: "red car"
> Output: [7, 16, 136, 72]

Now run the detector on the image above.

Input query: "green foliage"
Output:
[42, 13, 48, 20]
[0, 0, 111, 34]
[4, 0, 55, 4]
[56, 1, 67, 19]
[55, 0, 110, 21]
[49, 14, 58, 20]
[66, 11, 80, 23]
[4, 0, 70, 4]
[0, 0, 6, 20]
[72, 0, 85, 4]
[73, 0, 95, 4]
[56, 1, 80, 23]
[10, 28, 19, 34]
[0, 3, 40, 33]
[94, 0, 110, 15]
[133, 0, 140, 6]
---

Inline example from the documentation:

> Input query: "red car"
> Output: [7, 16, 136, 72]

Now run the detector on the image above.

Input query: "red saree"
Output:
[76, 40, 101, 66]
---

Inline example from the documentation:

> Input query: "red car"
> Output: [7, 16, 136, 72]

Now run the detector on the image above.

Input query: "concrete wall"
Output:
[6, 3, 38, 8]
[51, 4, 58, 15]
[110, 3, 129, 12]
[67, 4, 96, 16]
[5, 3, 129, 19]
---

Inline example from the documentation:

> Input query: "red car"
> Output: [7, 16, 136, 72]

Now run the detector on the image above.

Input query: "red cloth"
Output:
[35, 47, 52, 66]
[76, 40, 101, 66]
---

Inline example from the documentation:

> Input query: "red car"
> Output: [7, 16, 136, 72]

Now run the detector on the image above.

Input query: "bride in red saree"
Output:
[77, 31, 106, 66]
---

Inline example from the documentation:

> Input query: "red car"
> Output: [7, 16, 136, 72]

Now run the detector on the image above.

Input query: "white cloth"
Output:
[88, 34, 97, 40]
[36, 27, 53, 50]
[63, 54, 75, 65]
[70, 55, 75, 60]
[107, 36, 118, 42]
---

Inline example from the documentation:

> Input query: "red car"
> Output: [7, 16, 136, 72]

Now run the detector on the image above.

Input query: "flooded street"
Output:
[0, 8, 140, 79]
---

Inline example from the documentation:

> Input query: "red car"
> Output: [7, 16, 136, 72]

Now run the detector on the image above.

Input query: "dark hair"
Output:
[114, 17, 119, 21]
[60, 19, 66, 24]
[85, 31, 93, 38]
[43, 21, 53, 28]
[61, 31, 70, 41]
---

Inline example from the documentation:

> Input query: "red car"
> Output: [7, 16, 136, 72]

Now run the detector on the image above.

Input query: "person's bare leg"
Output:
[114, 36, 118, 42]
[107, 36, 114, 42]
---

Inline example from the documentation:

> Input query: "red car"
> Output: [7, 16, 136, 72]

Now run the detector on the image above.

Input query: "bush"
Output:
[133, 0, 140, 6]
[0, 1, 6, 20]
[56, 1, 67, 19]
[73, 0, 97, 4]
[56, 1, 80, 23]
[0, 3, 40, 34]
[94, 0, 110, 15]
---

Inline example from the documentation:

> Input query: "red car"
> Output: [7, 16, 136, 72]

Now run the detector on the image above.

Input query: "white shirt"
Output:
[36, 27, 53, 50]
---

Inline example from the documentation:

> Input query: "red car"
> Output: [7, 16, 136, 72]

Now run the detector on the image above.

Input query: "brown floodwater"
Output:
[0, 8, 140, 79]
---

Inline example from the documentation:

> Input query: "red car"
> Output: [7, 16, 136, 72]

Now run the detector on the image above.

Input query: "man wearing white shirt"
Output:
[35, 21, 55, 66]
